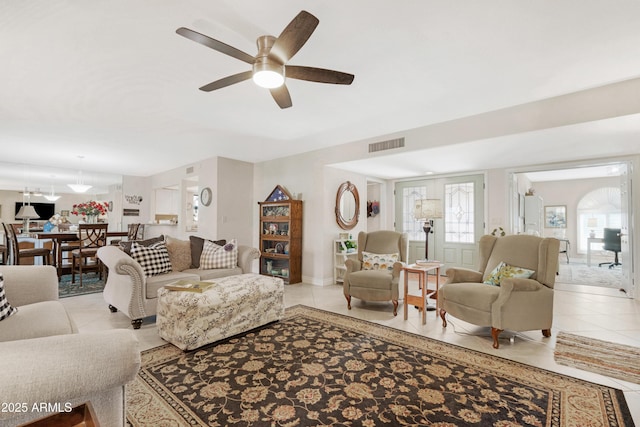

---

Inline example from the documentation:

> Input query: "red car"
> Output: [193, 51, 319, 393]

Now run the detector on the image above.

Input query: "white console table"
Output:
[586, 237, 604, 267]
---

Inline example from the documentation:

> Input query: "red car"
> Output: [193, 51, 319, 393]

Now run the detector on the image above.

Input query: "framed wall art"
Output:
[545, 205, 566, 228]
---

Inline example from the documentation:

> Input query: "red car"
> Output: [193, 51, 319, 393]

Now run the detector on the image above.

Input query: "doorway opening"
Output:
[510, 161, 633, 298]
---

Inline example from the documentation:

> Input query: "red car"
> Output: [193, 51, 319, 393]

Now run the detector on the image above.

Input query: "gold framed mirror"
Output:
[335, 181, 360, 230]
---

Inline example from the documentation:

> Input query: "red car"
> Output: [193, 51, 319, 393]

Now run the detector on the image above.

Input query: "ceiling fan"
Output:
[176, 10, 354, 109]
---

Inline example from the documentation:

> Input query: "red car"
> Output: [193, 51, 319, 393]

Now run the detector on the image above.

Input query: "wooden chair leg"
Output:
[345, 294, 352, 310]
[542, 329, 551, 338]
[392, 300, 398, 316]
[491, 327, 503, 349]
[439, 308, 448, 327]
[79, 257, 84, 287]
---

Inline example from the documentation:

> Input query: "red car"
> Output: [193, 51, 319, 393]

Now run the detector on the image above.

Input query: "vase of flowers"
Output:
[71, 200, 108, 222]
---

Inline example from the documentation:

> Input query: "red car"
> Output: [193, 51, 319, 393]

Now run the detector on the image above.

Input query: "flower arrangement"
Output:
[71, 200, 109, 217]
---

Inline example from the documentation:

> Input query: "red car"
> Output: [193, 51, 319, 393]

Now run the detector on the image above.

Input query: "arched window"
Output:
[576, 187, 621, 253]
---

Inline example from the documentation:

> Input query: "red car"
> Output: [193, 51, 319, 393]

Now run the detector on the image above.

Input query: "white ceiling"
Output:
[2, 0, 640, 192]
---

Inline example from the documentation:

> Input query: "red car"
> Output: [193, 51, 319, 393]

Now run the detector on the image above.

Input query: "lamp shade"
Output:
[16, 205, 40, 219]
[414, 199, 443, 220]
[587, 218, 598, 228]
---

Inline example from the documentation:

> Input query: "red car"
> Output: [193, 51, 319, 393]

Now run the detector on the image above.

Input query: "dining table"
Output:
[35, 230, 128, 277]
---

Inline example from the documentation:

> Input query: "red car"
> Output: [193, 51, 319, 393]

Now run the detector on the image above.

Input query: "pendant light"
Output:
[67, 156, 92, 193]
[44, 183, 61, 201]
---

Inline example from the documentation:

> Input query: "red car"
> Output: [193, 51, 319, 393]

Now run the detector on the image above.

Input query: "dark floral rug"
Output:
[58, 273, 105, 298]
[127, 305, 634, 426]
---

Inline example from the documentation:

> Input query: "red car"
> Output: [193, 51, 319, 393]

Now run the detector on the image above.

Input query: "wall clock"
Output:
[200, 187, 213, 207]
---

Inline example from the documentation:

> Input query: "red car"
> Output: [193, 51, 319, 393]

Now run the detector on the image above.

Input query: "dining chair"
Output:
[1, 222, 52, 266]
[71, 223, 108, 286]
[0, 243, 7, 265]
[109, 223, 144, 245]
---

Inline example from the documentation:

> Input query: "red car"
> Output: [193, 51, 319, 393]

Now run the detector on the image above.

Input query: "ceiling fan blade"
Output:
[176, 27, 255, 65]
[269, 11, 319, 64]
[270, 85, 293, 109]
[286, 66, 354, 85]
[199, 71, 253, 92]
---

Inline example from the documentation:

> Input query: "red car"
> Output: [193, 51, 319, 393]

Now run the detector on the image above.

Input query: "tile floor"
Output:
[60, 279, 640, 424]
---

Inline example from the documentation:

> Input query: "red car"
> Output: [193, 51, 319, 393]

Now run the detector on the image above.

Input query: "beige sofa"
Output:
[0, 265, 140, 427]
[97, 241, 260, 328]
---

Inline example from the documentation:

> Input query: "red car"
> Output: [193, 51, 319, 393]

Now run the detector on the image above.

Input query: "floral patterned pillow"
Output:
[483, 261, 535, 286]
[362, 252, 399, 271]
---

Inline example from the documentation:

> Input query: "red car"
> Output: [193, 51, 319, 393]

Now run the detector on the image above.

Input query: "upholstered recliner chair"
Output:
[343, 230, 408, 315]
[438, 234, 560, 349]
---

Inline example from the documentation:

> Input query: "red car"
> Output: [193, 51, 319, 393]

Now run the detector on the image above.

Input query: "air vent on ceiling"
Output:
[186, 166, 195, 174]
[368, 137, 405, 153]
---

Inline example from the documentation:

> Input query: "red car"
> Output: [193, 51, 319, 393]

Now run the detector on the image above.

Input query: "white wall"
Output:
[216, 157, 253, 246]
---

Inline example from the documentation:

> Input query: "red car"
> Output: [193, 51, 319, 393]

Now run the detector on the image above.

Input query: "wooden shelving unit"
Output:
[258, 185, 302, 284]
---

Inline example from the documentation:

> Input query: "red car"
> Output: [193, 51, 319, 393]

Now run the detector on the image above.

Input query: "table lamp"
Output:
[16, 204, 40, 234]
[414, 199, 443, 261]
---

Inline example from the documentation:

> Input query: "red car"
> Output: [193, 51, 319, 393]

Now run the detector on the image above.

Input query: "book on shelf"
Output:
[164, 279, 216, 293]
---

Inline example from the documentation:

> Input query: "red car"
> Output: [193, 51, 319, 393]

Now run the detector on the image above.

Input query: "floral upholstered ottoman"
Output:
[156, 273, 284, 350]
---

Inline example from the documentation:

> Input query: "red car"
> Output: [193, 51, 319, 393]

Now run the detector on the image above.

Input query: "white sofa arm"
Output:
[0, 329, 140, 425]
[98, 246, 149, 320]
[237, 245, 260, 273]
[98, 245, 145, 279]
[0, 265, 59, 307]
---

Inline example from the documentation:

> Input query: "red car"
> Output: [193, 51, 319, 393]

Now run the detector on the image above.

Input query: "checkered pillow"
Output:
[0, 273, 18, 321]
[199, 239, 238, 269]
[130, 241, 172, 277]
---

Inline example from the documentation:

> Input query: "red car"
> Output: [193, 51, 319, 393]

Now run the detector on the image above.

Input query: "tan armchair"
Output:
[343, 230, 408, 315]
[438, 234, 560, 348]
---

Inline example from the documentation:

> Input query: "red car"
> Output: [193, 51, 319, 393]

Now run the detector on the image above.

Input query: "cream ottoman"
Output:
[156, 273, 285, 350]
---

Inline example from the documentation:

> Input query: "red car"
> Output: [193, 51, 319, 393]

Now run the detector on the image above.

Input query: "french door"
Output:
[395, 174, 485, 271]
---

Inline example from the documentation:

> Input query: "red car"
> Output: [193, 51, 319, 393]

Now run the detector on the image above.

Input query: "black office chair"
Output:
[599, 228, 621, 269]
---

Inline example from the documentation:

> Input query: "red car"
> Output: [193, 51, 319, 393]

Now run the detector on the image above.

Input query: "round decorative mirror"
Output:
[335, 181, 360, 230]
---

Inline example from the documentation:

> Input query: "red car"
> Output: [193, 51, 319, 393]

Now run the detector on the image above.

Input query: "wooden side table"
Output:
[402, 263, 443, 325]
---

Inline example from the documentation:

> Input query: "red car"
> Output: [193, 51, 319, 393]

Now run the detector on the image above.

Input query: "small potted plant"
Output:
[344, 240, 357, 253]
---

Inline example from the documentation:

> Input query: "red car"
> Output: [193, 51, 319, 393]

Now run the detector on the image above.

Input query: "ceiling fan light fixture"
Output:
[252, 63, 285, 89]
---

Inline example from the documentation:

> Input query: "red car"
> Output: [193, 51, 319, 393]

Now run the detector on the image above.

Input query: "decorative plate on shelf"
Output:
[275, 243, 285, 254]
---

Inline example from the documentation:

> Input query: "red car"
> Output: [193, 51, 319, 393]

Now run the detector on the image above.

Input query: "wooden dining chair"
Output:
[1, 222, 52, 266]
[0, 243, 7, 265]
[109, 223, 144, 245]
[71, 223, 108, 286]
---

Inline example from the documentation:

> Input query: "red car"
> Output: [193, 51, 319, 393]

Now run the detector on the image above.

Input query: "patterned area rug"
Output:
[555, 332, 640, 385]
[127, 305, 634, 426]
[556, 262, 622, 288]
[58, 273, 105, 298]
